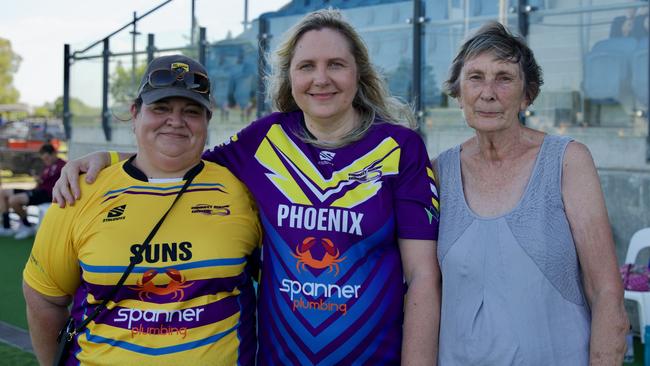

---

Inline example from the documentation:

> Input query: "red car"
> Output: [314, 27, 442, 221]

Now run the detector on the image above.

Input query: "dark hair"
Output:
[445, 21, 543, 104]
[39, 143, 56, 155]
[134, 97, 143, 114]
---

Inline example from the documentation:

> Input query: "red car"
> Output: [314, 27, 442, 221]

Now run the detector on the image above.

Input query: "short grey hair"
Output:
[445, 21, 543, 105]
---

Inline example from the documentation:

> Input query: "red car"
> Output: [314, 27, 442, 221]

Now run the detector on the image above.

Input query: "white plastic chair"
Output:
[624, 228, 650, 342]
[25, 202, 50, 227]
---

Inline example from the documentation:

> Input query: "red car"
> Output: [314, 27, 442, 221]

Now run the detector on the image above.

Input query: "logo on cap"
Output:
[171, 62, 190, 73]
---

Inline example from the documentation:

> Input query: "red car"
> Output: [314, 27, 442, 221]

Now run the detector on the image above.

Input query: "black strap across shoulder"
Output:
[68, 167, 200, 337]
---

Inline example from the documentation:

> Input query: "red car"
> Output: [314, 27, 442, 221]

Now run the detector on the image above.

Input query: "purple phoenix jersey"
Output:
[203, 111, 439, 365]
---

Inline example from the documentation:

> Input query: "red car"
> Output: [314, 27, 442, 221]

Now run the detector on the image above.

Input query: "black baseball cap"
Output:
[137, 54, 213, 115]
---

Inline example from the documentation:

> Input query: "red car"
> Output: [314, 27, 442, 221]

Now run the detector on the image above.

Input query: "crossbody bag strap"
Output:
[68, 169, 199, 337]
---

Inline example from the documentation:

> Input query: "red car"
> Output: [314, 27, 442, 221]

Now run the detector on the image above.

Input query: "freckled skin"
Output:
[458, 52, 528, 133]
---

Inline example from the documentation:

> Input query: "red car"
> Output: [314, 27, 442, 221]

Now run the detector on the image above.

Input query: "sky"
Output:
[0, 0, 289, 107]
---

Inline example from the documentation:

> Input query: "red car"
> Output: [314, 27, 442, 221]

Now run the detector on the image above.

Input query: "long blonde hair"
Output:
[267, 8, 415, 148]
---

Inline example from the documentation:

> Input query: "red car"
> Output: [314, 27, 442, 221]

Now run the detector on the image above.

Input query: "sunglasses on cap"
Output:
[140, 67, 211, 94]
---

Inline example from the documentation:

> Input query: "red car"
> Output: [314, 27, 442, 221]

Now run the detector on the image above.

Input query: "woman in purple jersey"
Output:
[52, 9, 440, 365]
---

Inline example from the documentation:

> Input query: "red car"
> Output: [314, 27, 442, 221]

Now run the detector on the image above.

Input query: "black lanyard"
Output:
[63, 168, 199, 340]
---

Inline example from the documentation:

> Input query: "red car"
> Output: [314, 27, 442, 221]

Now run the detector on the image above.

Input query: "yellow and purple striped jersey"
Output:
[24, 159, 261, 366]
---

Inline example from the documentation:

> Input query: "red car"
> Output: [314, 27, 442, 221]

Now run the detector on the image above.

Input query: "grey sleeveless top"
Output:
[436, 135, 591, 366]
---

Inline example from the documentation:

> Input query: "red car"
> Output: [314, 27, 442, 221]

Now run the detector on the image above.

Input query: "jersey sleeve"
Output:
[237, 181, 263, 249]
[242, 185, 263, 282]
[23, 203, 81, 297]
[202, 117, 270, 179]
[394, 131, 440, 240]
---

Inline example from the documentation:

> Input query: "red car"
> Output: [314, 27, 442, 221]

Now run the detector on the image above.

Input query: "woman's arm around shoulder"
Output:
[561, 141, 628, 365]
[53, 151, 134, 207]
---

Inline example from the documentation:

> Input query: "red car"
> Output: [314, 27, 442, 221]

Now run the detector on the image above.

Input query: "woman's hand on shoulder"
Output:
[53, 151, 111, 207]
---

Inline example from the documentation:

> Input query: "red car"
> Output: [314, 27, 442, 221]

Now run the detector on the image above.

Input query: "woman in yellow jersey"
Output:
[50, 10, 440, 365]
[23, 55, 261, 366]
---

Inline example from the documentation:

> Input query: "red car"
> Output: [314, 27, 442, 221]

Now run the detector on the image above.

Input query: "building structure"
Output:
[65, 0, 650, 265]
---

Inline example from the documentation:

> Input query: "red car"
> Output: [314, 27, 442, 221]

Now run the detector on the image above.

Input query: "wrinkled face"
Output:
[289, 28, 359, 126]
[458, 52, 528, 133]
[132, 97, 208, 165]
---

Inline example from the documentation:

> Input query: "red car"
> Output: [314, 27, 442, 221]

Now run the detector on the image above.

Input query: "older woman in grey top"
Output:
[434, 22, 627, 365]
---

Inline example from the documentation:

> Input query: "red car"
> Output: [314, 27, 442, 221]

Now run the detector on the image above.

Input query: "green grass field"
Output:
[0, 236, 32, 329]
[0, 343, 37, 365]
[0, 236, 37, 364]
[0, 232, 645, 365]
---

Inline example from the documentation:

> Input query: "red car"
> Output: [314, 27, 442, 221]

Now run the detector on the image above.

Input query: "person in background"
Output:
[52, 9, 440, 365]
[23, 55, 261, 365]
[610, 2, 649, 39]
[434, 22, 627, 365]
[0, 143, 65, 239]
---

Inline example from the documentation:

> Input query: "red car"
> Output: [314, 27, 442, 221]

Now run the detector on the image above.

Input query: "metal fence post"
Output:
[63, 44, 72, 140]
[199, 27, 206, 65]
[257, 15, 270, 118]
[517, 0, 531, 126]
[102, 38, 112, 142]
[147, 33, 155, 65]
[412, 0, 425, 136]
[517, 0, 530, 37]
[191, 0, 196, 46]
[131, 12, 140, 92]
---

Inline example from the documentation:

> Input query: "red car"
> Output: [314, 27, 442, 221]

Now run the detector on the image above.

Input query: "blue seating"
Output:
[424, 27, 454, 107]
[233, 62, 257, 108]
[632, 38, 649, 108]
[387, 60, 412, 100]
[270, 0, 407, 16]
[470, 0, 499, 16]
[528, 0, 545, 10]
[211, 74, 231, 108]
[469, 0, 545, 17]
[583, 38, 637, 102]
[425, 0, 449, 20]
[591, 37, 637, 55]
[584, 52, 629, 101]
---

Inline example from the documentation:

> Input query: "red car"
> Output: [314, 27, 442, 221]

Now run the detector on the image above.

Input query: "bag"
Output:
[53, 316, 75, 366]
[620, 263, 650, 291]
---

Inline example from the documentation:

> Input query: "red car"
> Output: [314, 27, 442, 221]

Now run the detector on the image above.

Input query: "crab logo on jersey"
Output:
[292, 237, 346, 276]
[128, 268, 194, 301]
